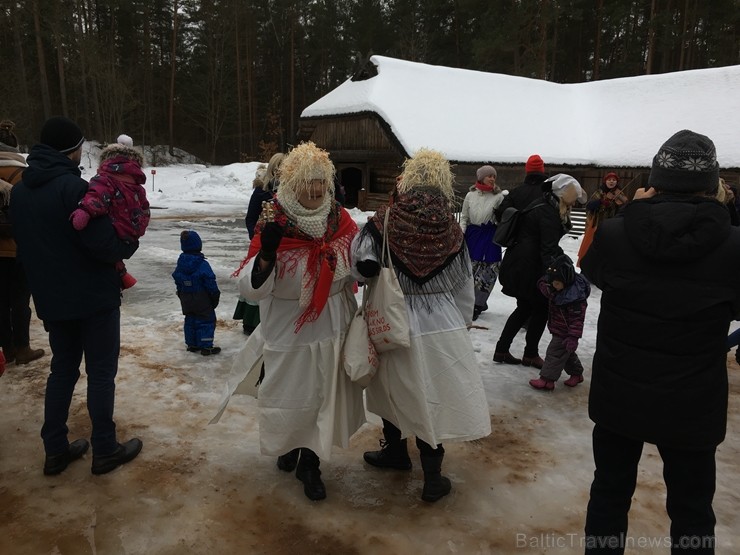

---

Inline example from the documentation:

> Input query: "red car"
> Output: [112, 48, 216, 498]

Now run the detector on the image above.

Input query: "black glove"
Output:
[356, 260, 381, 278]
[259, 222, 284, 262]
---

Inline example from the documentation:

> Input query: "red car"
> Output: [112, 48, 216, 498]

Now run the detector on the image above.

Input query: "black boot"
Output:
[295, 448, 326, 501]
[91, 438, 143, 475]
[44, 438, 90, 476]
[420, 453, 451, 502]
[276, 448, 300, 472]
[363, 438, 412, 470]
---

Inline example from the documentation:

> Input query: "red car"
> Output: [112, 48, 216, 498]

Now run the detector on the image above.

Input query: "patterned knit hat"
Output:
[525, 154, 545, 175]
[180, 230, 202, 253]
[648, 130, 719, 193]
[40, 116, 85, 154]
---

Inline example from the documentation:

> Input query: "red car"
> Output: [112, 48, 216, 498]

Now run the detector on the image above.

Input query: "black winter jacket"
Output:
[245, 188, 273, 239]
[494, 173, 547, 221]
[499, 193, 567, 302]
[581, 195, 740, 450]
[10, 145, 138, 322]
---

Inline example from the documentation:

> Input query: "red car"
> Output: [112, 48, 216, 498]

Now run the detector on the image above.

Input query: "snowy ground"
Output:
[1, 157, 739, 554]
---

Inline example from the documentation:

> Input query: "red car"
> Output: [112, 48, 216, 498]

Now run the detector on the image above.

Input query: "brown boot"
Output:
[15, 346, 45, 365]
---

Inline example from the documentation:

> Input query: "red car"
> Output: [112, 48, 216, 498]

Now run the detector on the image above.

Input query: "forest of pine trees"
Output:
[1, 0, 738, 164]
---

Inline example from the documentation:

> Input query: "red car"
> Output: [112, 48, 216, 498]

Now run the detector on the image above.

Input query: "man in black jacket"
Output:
[494, 154, 548, 221]
[10, 116, 143, 476]
[581, 130, 740, 554]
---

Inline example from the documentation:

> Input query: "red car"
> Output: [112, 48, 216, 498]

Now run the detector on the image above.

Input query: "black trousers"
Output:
[381, 418, 443, 457]
[42, 308, 121, 456]
[585, 424, 717, 554]
[495, 294, 548, 357]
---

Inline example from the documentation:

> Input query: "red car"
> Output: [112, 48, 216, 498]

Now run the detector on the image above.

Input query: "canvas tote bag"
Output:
[365, 209, 410, 353]
[342, 284, 379, 388]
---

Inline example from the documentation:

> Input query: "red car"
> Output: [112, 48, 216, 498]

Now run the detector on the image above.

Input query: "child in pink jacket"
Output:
[70, 137, 149, 289]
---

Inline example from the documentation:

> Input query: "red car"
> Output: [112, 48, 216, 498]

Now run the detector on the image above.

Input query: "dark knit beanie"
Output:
[39, 116, 85, 154]
[546, 254, 575, 286]
[476, 165, 497, 181]
[648, 130, 719, 193]
[180, 230, 202, 253]
[525, 154, 545, 175]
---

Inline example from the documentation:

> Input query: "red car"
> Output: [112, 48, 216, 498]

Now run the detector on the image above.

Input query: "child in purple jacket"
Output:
[70, 138, 149, 289]
[529, 254, 590, 391]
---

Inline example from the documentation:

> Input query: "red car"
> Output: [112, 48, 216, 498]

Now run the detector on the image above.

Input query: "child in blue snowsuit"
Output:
[172, 230, 221, 355]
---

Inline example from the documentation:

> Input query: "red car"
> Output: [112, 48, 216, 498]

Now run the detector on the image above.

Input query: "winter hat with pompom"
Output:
[117, 134, 134, 147]
[180, 230, 202, 253]
[99, 142, 144, 166]
[525, 154, 545, 175]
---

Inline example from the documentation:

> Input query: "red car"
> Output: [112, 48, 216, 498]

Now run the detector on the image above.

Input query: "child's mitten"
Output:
[564, 336, 579, 353]
[71, 208, 91, 230]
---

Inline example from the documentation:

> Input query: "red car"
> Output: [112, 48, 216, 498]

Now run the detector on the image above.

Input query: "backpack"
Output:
[493, 202, 543, 248]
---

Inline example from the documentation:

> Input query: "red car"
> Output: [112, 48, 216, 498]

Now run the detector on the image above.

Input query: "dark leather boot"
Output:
[15, 345, 45, 365]
[363, 438, 412, 470]
[295, 448, 326, 501]
[521, 354, 544, 369]
[493, 351, 522, 365]
[276, 448, 300, 472]
[91, 438, 143, 475]
[420, 454, 451, 502]
[44, 438, 90, 476]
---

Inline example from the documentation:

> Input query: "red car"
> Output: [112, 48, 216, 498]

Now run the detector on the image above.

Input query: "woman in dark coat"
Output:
[493, 174, 586, 368]
[234, 167, 272, 334]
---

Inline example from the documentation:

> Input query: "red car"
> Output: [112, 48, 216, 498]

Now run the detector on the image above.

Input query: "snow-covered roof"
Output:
[301, 55, 740, 169]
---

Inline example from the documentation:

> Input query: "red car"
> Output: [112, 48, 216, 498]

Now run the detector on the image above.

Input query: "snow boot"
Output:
[295, 448, 326, 501]
[277, 448, 300, 472]
[420, 454, 451, 502]
[201, 346, 222, 356]
[15, 345, 45, 365]
[363, 438, 412, 470]
[563, 374, 584, 387]
[493, 351, 522, 365]
[529, 377, 555, 391]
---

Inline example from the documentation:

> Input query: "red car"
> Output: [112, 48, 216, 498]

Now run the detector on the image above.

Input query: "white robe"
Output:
[216, 249, 366, 461]
[351, 233, 492, 447]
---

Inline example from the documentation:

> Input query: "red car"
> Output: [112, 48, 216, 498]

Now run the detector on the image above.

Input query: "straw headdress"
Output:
[397, 148, 455, 200]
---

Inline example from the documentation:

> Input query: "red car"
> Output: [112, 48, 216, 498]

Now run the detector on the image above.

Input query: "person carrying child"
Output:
[70, 136, 149, 289]
[529, 254, 590, 391]
[172, 230, 221, 356]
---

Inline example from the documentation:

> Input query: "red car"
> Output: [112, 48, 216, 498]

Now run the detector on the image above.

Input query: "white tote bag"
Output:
[365, 209, 411, 353]
[343, 285, 379, 388]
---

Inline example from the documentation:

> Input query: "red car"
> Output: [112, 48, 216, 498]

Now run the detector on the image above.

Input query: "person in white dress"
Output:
[351, 148, 491, 502]
[233, 142, 365, 501]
